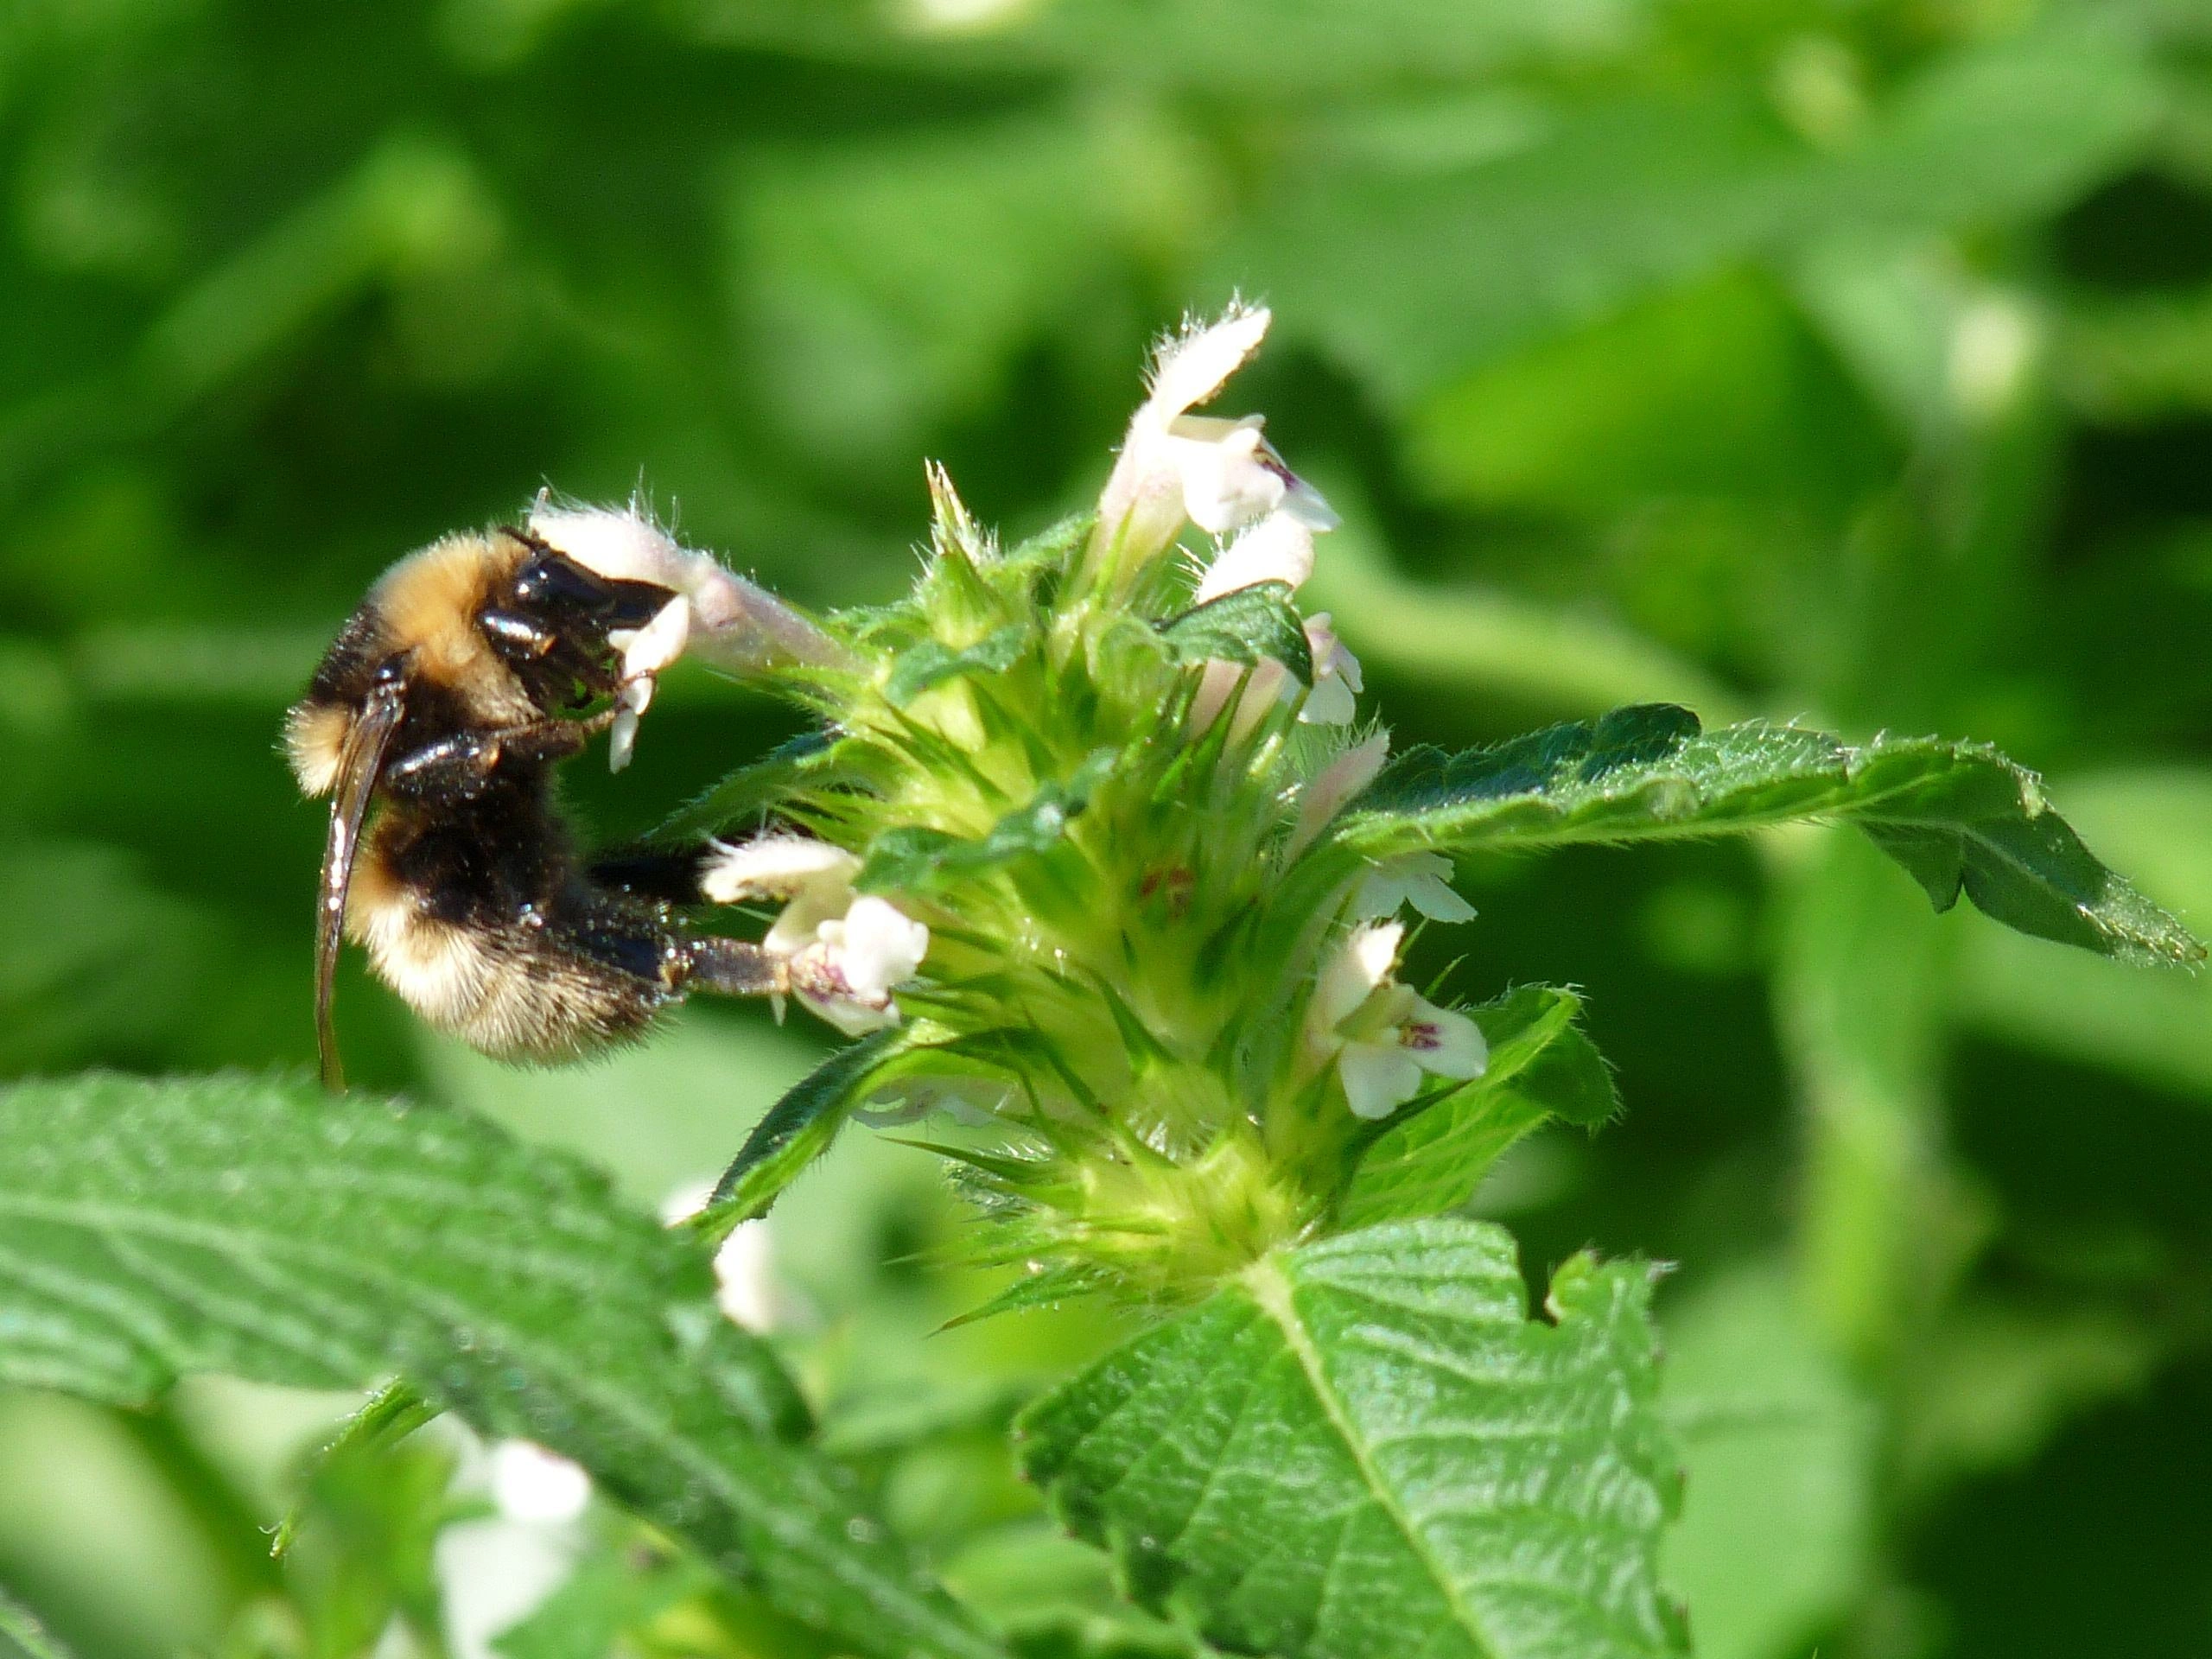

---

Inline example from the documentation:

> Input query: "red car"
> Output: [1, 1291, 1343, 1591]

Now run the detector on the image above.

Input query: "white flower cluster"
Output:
[1093, 305, 1361, 734]
[1103, 308, 1486, 1123]
[702, 835, 930, 1035]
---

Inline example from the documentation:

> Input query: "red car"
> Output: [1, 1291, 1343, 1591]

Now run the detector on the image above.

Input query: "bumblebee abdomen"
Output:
[349, 810, 673, 1062]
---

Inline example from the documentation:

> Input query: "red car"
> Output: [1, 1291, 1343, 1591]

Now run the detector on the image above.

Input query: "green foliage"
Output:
[1019, 1221, 1681, 1659]
[858, 752, 1118, 894]
[702, 1025, 915, 1224]
[0, 1588, 79, 1659]
[7, 0, 2212, 1652]
[1157, 583, 1315, 684]
[0, 1073, 1003, 1659]
[1338, 706, 2203, 967]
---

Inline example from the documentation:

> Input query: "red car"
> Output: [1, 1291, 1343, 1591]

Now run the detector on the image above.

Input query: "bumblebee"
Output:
[285, 518, 777, 1087]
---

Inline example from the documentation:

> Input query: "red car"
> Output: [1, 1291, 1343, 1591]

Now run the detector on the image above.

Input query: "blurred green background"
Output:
[3, 0, 2211, 1655]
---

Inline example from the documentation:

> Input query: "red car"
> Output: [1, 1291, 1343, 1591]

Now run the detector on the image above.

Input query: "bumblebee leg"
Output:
[487, 715, 612, 766]
[677, 934, 784, 999]
[588, 842, 717, 904]
[380, 732, 502, 799]
[382, 719, 613, 803]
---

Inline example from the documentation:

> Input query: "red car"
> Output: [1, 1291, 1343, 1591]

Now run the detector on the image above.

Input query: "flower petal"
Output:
[1193, 512, 1317, 603]
[529, 501, 690, 588]
[794, 985, 902, 1037]
[1287, 731, 1390, 855]
[1309, 919, 1402, 1038]
[613, 595, 691, 680]
[1298, 675, 1357, 726]
[1401, 994, 1489, 1080]
[530, 499, 845, 675]
[488, 1440, 592, 1524]
[702, 836, 860, 905]
[828, 895, 931, 1000]
[1145, 303, 1272, 428]
[1339, 1043, 1424, 1120]
[1357, 852, 1476, 923]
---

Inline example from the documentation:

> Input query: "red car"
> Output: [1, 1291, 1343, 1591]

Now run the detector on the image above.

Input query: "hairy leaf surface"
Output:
[1159, 582, 1315, 684]
[860, 750, 1116, 893]
[884, 623, 1033, 707]
[0, 1073, 1005, 1659]
[1336, 706, 2202, 966]
[1018, 1219, 1684, 1659]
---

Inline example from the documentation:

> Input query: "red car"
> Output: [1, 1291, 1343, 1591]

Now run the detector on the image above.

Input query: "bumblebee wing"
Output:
[316, 677, 405, 1091]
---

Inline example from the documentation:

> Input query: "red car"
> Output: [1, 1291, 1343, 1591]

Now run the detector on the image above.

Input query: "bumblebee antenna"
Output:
[315, 673, 405, 1091]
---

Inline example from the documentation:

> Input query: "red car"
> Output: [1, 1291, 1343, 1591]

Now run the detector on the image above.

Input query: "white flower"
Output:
[1192, 512, 1317, 604]
[707, 1219, 777, 1331]
[788, 895, 931, 1035]
[1162, 415, 1339, 537]
[1186, 559, 1360, 735]
[1090, 304, 1334, 576]
[701, 835, 861, 906]
[487, 1440, 591, 1524]
[1357, 851, 1476, 924]
[529, 499, 846, 686]
[700, 836, 927, 1033]
[1298, 613, 1363, 726]
[1306, 921, 1487, 1120]
[1186, 611, 1362, 736]
[602, 595, 690, 771]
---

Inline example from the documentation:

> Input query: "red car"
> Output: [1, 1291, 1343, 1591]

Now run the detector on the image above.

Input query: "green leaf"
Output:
[886, 623, 1033, 706]
[860, 750, 1117, 893]
[1157, 582, 1314, 684]
[1337, 706, 2205, 967]
[648, 728, 844, 845]
[700, 1026, 912, 1227]
[1017, 1219, 1684, 1659]
[0, 1073, 1006, 1659]
[1952, 767, 2212, 1101]
[272, 1377, 439, 1558]
[1338, 986, 1617, 1230]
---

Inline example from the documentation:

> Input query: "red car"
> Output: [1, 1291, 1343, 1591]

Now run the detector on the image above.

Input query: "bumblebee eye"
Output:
[512, 550, 618, 614]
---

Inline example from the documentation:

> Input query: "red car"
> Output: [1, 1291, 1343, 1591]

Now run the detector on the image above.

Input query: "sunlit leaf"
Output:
[886, 624, 1033, 707]
[1019, 1220, 1684, 1659]
[860, 751, 1117, 893]
[1334, 706, 2204, 967]
[0, 1073, 1006, 1659]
